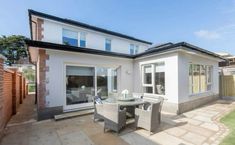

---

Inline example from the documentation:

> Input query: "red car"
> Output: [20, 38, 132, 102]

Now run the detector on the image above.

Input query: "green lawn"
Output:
[220, 109, 235, 145]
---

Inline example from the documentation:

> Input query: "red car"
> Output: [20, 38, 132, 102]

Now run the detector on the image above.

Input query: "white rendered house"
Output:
[26, 10, 224, 120]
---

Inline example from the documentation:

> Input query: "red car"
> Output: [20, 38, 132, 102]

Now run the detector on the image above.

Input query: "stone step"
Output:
[54, 109, 94, 121]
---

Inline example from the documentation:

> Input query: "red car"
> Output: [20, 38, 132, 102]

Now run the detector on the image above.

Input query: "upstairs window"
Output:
[130, 44, 135, 55]
[135, 45, 139, 54]
[105, 39, 111, 51]
[80, 32, 86, 47]
[130, 44, 139, 55]
[62, 29, 78, 46]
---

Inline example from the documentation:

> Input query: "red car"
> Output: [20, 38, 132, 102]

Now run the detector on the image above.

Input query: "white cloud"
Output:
[194, 30, 220, 39]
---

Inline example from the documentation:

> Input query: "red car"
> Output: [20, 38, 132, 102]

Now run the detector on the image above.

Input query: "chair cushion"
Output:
[147, 105, 152, 111]
[95, 96, 103, 104]
[142, 103, 151, 111]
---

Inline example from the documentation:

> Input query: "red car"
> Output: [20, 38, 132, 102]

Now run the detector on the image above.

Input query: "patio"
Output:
[1, 95, 235, 145]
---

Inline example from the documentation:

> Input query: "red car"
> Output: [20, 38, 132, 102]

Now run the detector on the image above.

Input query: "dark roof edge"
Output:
[28, 9, 152, 45]
[25, 40, 225, 61]
[134, 42, 225, 60]
[179, 42, 226, 60]
[25, 40, 133, 59]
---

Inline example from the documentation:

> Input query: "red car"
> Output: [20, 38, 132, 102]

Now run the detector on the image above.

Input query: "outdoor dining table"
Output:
[103, 96, 146, 107]
[103, 96, 146, 119]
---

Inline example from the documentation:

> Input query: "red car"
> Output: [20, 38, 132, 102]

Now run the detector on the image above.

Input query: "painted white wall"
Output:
[133, 52, 179, 104]
[45, 49, 133, 108]
[42, 19, 150, 54]
[178, 49, 220, 103]
[42, 46, 220, 110]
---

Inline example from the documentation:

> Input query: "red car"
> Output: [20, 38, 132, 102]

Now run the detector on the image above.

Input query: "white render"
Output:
[42, 19, 150, 54]
[43, 47, 220, 113]
[45, 49, 134, 108]
[29, 12, 222, 114]
[178, 50, 219, 104]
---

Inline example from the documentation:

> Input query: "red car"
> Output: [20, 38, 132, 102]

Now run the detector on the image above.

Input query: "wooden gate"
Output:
[220, 75, 235, 97]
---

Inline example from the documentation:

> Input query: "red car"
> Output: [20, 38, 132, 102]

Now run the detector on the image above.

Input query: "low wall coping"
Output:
[4, 68, 14, 74]
[0, 54, 6, 60]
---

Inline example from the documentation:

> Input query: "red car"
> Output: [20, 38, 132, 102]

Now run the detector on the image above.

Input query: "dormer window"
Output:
[62, 29, 78, 46]
[80, 32, 86, 47]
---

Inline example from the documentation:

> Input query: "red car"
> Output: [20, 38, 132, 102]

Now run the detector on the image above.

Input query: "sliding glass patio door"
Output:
[65, 65, 95, 110]
[64, 65, 118, 111]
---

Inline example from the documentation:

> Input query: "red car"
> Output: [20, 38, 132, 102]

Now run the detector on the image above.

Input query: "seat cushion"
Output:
[95, 96, 103, 104]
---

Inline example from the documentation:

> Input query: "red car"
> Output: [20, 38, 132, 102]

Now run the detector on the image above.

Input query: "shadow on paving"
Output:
[7, 94, 37, 126]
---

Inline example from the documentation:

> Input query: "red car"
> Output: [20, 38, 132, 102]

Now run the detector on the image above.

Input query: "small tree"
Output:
[0, 35, 28, 65]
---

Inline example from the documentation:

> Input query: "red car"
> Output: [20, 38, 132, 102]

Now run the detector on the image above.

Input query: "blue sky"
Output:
[0, 0, 235, 54]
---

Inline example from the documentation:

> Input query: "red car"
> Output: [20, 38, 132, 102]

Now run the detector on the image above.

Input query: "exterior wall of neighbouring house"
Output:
[40, 18, 150, 54]
[177, 50, 220, 113]
[133, 52, 179, 113]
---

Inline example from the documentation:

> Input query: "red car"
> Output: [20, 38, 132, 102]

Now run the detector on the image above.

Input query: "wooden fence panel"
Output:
[220, 75, 235, 97]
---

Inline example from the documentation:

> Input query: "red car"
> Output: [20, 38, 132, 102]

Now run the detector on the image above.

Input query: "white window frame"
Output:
[142, 62, 165, 96]
[105, 38, 112, 51]
[189, 63, 213, 95]
[80, 32, 86, 47]
[206, 65, 213, 91]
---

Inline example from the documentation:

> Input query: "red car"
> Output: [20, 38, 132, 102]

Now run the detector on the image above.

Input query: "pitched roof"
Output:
[25, 40, 225, 60]
[28, 9, 152, 45]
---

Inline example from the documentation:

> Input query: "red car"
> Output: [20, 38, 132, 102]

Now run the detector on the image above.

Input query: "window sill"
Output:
[189, 90, 213, 97]
[144, 93, 165, 98]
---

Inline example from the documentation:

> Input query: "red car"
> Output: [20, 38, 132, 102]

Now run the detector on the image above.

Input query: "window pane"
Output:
[111, 69, 117, 92]
[66, 66, 94, 105]
[155, 72, 165, 95]
[63, 29, 77, 39]
[97, 68, 108, 98]
[97, 68, 117, 99]
[193, 64, 200, 93]
[63, 37, 78, 46]
[105, 39, 111, 51]
[144, 87, 153, 93]
[207, 66, 212, 91]
[207, 66, 212, 83]
[80, 40, 86, 47]
[130, 44, 134, 55]
[80, 32, 86, 47]
[200, 65, 206, 92]
[143, 65, 152, 84]
[80, 32, 86, 41]
[189, 64, 193, 94]
[135, 45, 139, 54]
[62, 29, 78, 46]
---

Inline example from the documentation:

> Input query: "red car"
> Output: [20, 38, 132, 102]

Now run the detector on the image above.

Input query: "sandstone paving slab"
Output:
[175, 117, 203, 126]
[121, 129, 193, 145]
[180, 124, 214, 137]
[0, 131, 29, 145]
[200, 122, 219, 132]
[59, 131, 95, 145]
[164, 127, 187, 137]
[181, 132, 207, 145]
[28, 129, 61, 145]
[192, 115, 213, 123]
[121, 131, 159, 145]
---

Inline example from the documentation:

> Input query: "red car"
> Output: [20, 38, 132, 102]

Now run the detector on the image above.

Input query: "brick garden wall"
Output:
[0, 55, 27, 140]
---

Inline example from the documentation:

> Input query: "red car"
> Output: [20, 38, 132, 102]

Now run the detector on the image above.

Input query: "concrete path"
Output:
[7, 94, 37, 126]
[1, 98, 235, 145]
